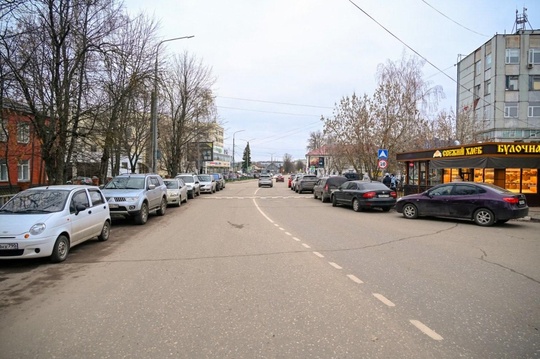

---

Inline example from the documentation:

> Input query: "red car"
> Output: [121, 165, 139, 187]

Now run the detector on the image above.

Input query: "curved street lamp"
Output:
[151, 35, 194, 173]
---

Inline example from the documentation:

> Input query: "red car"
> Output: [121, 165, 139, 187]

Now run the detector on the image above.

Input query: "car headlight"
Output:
[123, 197, 139, 202]
[30, 223, 46, 235]
[170, 192, 179, 197]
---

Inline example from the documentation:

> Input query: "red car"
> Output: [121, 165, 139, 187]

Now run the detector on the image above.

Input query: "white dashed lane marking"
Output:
[313, 251, 324, 258]
[410, 320, 444, 341]
[329, 262, 343, 270]
[373, 293, 396, 307]
[347, 274, 364, 284]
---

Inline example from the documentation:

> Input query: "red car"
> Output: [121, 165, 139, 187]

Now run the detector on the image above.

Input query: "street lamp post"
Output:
[151, 35, 194, 173]
[231, 129, 245, 173]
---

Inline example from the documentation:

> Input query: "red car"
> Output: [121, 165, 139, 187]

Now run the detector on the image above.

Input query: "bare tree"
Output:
[282, 153, 294, 173]
[1, 0, 123, 184]
[97, 12, 158, 180]
[160, 51, 216, 176]
[306, 130, 325, 152]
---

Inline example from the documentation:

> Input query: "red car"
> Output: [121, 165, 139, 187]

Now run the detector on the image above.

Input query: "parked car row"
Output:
[306, 175, 529, 227]
[0, 172, 228, 263]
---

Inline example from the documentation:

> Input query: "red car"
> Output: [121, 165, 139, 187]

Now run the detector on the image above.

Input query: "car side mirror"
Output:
[74, 203, 86, 215]
[148, 184, 156, 190]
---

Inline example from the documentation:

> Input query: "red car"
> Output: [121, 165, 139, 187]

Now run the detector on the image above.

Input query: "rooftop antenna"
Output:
[512, 7, 532, 33]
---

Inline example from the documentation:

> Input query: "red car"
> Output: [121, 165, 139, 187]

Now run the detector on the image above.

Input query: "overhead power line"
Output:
[420, 0, 490, 37]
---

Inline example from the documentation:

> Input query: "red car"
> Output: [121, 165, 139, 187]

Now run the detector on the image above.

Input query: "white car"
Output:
[0, 185, 111, 263]
[163, 178, 188, 207]
[175, 174, 201, 199]
[197, 174, 216, 193]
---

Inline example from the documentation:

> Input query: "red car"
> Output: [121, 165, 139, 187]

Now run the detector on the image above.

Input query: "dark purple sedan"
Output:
[395, 182, 529, 226]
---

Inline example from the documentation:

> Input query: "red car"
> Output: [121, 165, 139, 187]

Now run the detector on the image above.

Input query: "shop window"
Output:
[484, 169, 494, 184]
[505, 168, 521, 193]
[474, 169, 483, 182]
[443, 168, 461, 183]
[505, 48, 519, 64]
[505, 75, 518, 91]
[428, 168, 442, 186]
[522, 169, 537, 194]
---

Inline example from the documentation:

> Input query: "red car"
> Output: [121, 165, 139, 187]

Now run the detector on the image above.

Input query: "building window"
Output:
[504, 103, 518, 118]
[475, 60, 482, 75]
[505, 48, 520, 64]
[0, 120, 7, 142]
[18, 160, 30, 181]
[484, 79, 491, 95]
[530, 75, 540, 91]
[0, 160, 7, 181]
[506, 75, 519, 91]
[17, 122, 30, 143]
[529, 105, 540, 117]
[529, 49, 540, 64]
[485, 53, 492, 68]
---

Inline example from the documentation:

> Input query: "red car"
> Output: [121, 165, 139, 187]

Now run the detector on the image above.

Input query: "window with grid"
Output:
[18, 160, 29, 181]
[528, 105, 540, 117]
[529, 49, 540, 64]
[506, 75, 518, 91]
[17, 122, 30, 143]
[505, 48, 519, 64]
[504, 103, 518, 118]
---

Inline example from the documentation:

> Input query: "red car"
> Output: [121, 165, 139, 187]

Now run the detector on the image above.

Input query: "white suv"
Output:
[102, 173, 168, 225]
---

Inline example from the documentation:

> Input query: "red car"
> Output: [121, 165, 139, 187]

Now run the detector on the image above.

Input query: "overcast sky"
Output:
[123, 0, 540, 162]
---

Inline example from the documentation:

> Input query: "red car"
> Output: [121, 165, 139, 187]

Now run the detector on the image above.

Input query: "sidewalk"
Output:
[524, 207, 540, 222]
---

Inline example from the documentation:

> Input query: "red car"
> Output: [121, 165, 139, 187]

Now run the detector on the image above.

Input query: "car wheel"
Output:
[97, 220, 111, 241]
[402, 203, 418, 219]
[175, 200, 181, 207]
[156, 197, 167, 216]
[51, 235, 70, 263]
[474, 208, 495, 226]
[321, 194, 326, 202]
[331, 195, 337, 207]
[313, 192, 318, 199]
[352, 198, 362, 212]
[188, 191, 194, 200]
[134, 202, 149, 225]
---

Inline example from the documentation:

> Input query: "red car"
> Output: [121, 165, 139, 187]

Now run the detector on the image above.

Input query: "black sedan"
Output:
[331, 181, 397, 212]
[395, 182, 529, 226]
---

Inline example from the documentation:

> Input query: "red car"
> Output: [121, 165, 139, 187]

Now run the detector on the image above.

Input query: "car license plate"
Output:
[109, 204, 119, 208]
[378, 194, 389, 198]
[519, 200, 525, 205]
[0, 243, 18, 250]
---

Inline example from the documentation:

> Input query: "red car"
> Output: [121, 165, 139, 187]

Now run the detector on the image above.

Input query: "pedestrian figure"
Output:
[382, 173, 391, 187]
[390, 174, 398, 191]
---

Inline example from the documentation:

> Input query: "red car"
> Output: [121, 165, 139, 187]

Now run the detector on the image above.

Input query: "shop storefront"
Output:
[396, 142, 540, 206]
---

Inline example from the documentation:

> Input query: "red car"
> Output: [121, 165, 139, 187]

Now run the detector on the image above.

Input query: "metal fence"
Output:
[0, 194, 14, 207]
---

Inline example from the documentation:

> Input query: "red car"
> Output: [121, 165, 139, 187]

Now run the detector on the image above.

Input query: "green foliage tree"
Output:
[241, 142, 251, 172]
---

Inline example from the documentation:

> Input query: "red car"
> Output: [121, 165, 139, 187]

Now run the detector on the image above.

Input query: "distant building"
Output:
[456, 10, 540, 142]
[0, 100, 48, 192]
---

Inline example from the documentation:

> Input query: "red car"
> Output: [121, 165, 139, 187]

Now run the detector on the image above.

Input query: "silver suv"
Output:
[102, 173, 168, 225]
[175, 173, 201, 199]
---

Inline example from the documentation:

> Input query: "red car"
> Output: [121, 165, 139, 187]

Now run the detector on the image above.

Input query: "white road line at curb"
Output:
[373, 293, 395, 307]
[313, 252, 324, 258]
[409, 320, 444, 341]
[253, 199, 274, 223]
[329, 262, 342, 269]
[347, 274, 364, 284]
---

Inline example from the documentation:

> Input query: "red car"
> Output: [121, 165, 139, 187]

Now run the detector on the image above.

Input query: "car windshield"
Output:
[198, 175, 211, 181]
[0, 189, 69, 213]
[164, 180, 179, 189]
[177, 176, 193, 183]
[362, 182, 390, 190]
[104, 176, 145, 189]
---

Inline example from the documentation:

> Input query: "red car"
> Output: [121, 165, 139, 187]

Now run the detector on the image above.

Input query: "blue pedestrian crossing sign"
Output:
[378, 149, 388, 159]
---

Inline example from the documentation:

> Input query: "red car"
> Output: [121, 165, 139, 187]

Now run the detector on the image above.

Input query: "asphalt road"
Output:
[0, 179, 539, 358]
